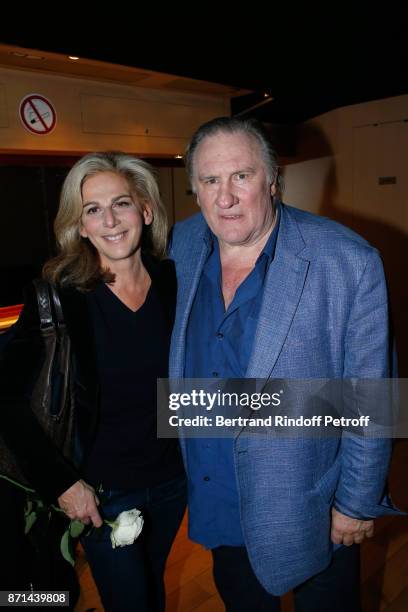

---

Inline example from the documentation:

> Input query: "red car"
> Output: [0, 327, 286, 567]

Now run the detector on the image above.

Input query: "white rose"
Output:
[109, 509, 144, 548]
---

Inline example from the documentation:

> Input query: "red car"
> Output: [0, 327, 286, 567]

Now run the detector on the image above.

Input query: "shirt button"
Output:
[216, 332, 224, 339]
[212, 371, 219, 377]
[203, 476, 210, 481]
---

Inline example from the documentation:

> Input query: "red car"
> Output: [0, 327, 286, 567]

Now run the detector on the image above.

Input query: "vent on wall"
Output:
[378, 176, 397, 185]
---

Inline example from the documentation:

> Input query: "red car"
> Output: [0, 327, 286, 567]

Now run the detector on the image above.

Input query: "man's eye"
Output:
[204, 178, 217, 185]
[235, 173, 248, 181]
[114, 200, 131, 208]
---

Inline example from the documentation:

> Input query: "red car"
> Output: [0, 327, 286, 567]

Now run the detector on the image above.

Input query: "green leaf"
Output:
[24, 511, 38, 535]
[60, 529, 75, 566]
[24, 500, 33, 517]
[69, 519, 85, 538]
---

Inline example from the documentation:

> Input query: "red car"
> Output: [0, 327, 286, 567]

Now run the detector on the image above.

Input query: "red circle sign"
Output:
[19, 94, 57, 135]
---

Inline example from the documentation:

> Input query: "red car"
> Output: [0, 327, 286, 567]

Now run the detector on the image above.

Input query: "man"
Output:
[169, 117, 399, 611]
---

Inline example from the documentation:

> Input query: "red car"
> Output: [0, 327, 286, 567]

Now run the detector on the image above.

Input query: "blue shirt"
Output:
[185, 213, 280, 548]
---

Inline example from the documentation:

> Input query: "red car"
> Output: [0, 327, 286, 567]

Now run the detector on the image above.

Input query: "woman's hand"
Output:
[58, 479, 103, 527]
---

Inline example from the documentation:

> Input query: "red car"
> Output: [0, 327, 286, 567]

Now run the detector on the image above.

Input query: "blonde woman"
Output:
[0, 152, 186, 611]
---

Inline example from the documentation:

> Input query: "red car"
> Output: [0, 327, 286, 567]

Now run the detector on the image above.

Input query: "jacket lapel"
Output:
[246, 204, 310, 378]
[143, 254, 177, 330]
[170, 226, 211, 377]
[59, 286, 98, 391]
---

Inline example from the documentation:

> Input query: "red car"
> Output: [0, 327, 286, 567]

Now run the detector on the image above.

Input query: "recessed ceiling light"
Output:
[174, 154, 183, 159]
[26, 54, 44, 60]
[10, 51, 26, 57]
[68, 56, 80, 61]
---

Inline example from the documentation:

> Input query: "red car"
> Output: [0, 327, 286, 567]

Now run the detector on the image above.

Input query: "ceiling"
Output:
[0, 17, 406, 125]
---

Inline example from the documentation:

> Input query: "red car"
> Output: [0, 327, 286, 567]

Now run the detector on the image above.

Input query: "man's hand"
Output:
[331, 507, 374, 546]
[58, 479, 102, 527]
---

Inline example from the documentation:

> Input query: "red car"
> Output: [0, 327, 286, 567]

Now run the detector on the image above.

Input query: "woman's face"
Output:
[80, 171, 152, 269]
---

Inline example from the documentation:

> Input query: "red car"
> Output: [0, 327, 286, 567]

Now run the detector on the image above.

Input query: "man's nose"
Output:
[216, 181, 237, 209]
[102, 206, 119, 227]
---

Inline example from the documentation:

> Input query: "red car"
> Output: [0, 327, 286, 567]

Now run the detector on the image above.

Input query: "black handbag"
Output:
[0, 280, 75, 484]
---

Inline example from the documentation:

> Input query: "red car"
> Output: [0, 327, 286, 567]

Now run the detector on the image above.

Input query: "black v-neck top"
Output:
[84, 278, 183, 489]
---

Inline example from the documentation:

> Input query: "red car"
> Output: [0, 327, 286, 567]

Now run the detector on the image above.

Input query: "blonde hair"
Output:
[43, 152, 168, 290]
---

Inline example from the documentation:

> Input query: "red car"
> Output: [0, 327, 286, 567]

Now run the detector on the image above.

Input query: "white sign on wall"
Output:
[19, 94, 57, 135]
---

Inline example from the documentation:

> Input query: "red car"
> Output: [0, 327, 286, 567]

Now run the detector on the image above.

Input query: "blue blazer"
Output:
[169, 202, 399, 595]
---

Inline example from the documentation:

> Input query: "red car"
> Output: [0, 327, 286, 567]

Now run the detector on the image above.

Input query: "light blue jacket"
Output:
[169, 202, 399, 595]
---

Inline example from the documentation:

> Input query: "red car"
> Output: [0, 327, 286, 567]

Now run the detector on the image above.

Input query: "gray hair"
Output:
[185, 116, 282, 192]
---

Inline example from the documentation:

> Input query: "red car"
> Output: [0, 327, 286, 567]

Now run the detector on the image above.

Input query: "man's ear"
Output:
[270, 183, 277, 197]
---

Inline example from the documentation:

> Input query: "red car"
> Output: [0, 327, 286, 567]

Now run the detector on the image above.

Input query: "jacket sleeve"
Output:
[0, 283, 80, 505]
[334, 249, 403, 518]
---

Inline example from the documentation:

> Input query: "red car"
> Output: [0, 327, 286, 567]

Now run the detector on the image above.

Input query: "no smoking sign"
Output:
[19, 94, 57, 135]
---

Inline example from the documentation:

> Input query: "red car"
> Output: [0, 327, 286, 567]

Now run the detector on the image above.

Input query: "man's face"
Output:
[192, 131, 276, 250]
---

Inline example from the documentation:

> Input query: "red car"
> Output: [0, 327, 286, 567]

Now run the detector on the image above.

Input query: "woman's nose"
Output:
[102, 206, 118, 227]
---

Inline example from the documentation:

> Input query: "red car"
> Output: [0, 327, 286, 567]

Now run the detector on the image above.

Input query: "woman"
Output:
[0, 152, 186, 611]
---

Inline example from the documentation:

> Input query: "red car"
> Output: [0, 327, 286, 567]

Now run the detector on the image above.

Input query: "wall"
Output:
[282, 94, 408, 223]
[0, 66, 229, 156]
[282, 94, 408, 374]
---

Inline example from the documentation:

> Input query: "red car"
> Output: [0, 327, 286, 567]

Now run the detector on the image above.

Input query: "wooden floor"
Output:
[75, 440, 408, 612]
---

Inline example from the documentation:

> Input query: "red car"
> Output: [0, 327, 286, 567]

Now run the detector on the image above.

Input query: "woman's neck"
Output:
[103, 252, 152, 311]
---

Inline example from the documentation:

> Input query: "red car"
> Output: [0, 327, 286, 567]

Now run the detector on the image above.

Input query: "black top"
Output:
[84, 279, 183, 489]
[0, 256, 183, 505]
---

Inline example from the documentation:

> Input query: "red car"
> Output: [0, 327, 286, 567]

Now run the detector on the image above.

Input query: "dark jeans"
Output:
[212, 544, 361, 612]
[82, 474, 187, 612]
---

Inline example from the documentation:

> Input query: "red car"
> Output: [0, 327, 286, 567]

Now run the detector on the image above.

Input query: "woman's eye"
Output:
[114, 200, 131, 208]
[86, 206, 100, 215]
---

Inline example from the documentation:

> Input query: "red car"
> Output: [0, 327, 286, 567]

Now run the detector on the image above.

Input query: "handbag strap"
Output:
[32, 279, 54, 330]
[48, 283, 65, 329]
[32, 279, 65, 331]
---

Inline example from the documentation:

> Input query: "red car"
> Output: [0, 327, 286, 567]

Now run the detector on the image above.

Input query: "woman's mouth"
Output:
[104, 231, 127, 242]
